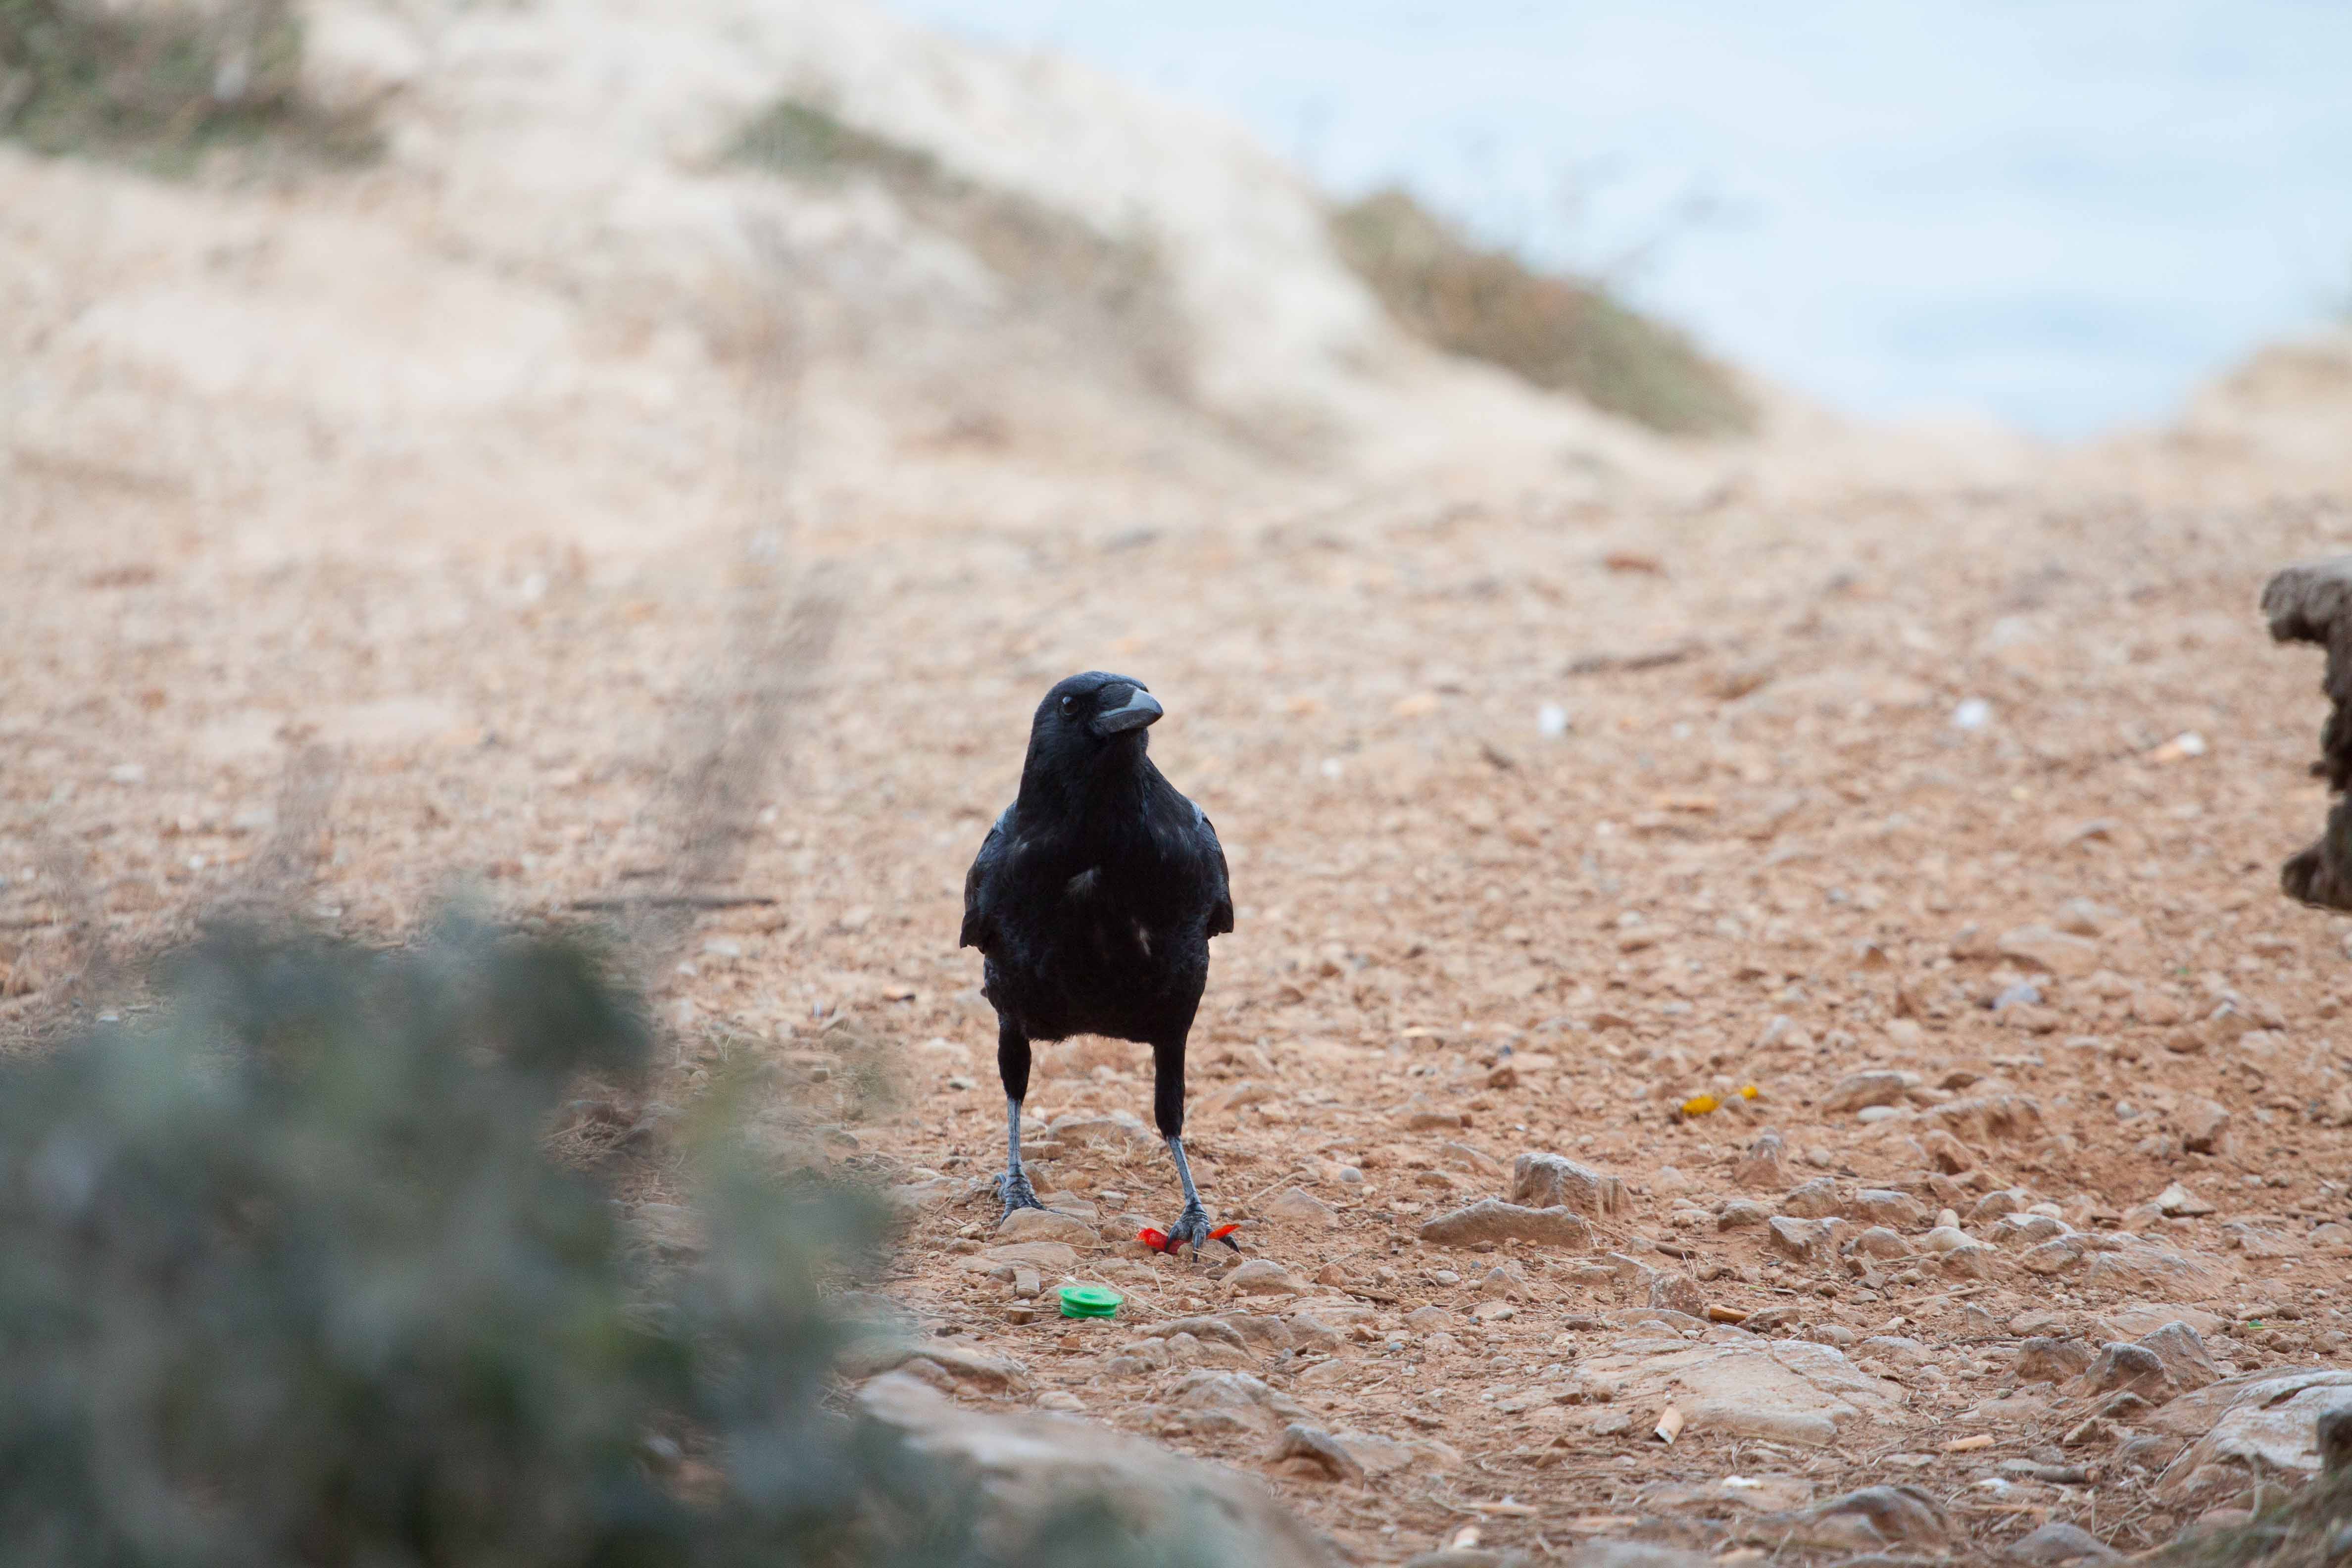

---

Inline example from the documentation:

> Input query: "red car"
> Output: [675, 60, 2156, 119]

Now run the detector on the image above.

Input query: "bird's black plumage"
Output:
[960, 672, 1233, 1248]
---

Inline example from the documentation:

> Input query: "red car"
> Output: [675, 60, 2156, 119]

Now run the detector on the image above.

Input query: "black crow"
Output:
[960, 672, 1235, 1252]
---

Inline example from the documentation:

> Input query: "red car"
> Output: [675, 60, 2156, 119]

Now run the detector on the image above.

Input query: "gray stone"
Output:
[1139, 1316, 1250, 1349]
[1396, 1094, 1467, 1130]
[1939, 1242, 1999, 1281]
[1649, 1272, 1707, 1317]
[1510, 1153, 1629, 1218]
[1847, 1225, 1911, 1260]
[2155, 1370, 2352, 1500]
[2016, 1337, 2096, 1384]
[843, 1339, 1032, 1389]
[1932, 1094, 2046, 1143]
[1048, 1111, 1158, 1149]
[2008, 1520, 2120, 1564]
[1767, 1215, 1842, 1265]
[2155, 1182, 2215, 1217]
[994, 1207, 1102, 1246]
[1998, 924, 2101, 978]
[2177, 1096, 2230, 1154]
[1227, 1259, 1304, 1296]
[984, 1240, 1080, 1273]
[861, 1372, 1332, 1565]
[2019, 1235, 2088, 1275]
[1717, 1198, 1769, 1230]
[2081, 1343, 2173, 1402]
[1558, 1544, 1715, 1568]
[2135, 1322, 2218, 1393]
[1419, 1198, 1595, 1249]
[1969, 1188, 2030, 1223]
[1848, 1188, 1924, 1228]
[1922, 1128, 1979, 1173]
[2097, 1303, 2228, 1341]
[1792, 1485, 1960, 1553]
[1224, 1315, 1295, 1351]
[1273, 1423, 1364, 1482]
[1286, 1313, 1345, 1353]
[1264, 1186, 1339, 1225]
[1780, 1176, 1844, 1218]
[1733, 1129, 1787, 1190]
[1479, 1264, 1530, 1300]
[2053, 898, 2120, 937]
[1990, 1213, 2071, 1249]
[1565, 1335, 1900, 1447]
[1166, 1370, 1306, 1433]
[2083, 1243, 2222, 1293]
[1823, 1070, 1912, 1114]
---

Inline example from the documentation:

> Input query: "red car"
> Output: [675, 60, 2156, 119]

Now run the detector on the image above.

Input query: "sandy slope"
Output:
[7, 2, 2352, 1563]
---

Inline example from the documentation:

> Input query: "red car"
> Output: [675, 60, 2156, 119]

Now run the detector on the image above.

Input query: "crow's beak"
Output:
[1093, 686, 1163, 736]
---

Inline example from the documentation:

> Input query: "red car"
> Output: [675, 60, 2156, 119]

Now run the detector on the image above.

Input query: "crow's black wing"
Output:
[959, 806, 1013, 952]
[1192, 801, 1234, 938]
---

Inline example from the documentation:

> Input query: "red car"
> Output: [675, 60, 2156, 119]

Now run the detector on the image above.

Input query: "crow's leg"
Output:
[996, 1017, 1045, 1215]
[1150, 1034, 1235, 1255]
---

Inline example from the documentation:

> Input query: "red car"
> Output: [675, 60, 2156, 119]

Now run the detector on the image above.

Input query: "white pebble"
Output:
[1951, 697, 1991, 731]
[1537, 703, 1571, 738]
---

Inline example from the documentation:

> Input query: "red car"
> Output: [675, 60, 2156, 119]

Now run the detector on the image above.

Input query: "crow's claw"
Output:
[1152, 1204, 1239, 1257]
[997, 1168, 1047, 1218]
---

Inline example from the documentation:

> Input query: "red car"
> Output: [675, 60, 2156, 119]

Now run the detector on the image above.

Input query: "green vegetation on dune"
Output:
[0, 0, 375, 176]
[728, 96, 1193, 399]
[1330, 186, 1755, 438]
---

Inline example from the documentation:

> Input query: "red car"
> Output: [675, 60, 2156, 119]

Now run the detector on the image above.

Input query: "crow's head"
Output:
[1027, 671, 1162, 771]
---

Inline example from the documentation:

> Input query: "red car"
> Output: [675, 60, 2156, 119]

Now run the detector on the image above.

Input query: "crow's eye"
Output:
[1059, 694, 1078, 718]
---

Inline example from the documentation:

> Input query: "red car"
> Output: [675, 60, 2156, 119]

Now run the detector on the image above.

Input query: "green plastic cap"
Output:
[1057, 1284, 1123, 1319]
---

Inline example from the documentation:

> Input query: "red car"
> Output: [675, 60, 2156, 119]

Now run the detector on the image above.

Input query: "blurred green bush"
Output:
[0, 919, 976, 1566]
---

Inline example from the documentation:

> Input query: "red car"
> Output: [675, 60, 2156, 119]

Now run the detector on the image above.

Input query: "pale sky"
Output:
[883, 0, 2352, 437]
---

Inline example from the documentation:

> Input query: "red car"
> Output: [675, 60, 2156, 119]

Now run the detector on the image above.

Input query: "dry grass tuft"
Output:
[1329, 186, 1754, 438]
[0, 0, 377, 176]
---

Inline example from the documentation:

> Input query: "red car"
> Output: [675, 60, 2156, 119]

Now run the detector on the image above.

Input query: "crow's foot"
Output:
[1156, 1202, 1240, 1257]
[997, 1168, 1047, 1218]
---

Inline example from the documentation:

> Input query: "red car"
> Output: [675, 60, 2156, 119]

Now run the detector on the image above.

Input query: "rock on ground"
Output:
[861, 1372, 1333, 1565]
[1785, 1484, 1961, 1553]
[2009, 1520, 2121, 1563]
[1568, 1334, 1901, 1447]
[993, 1207, 1102, 1245]
[2155, 1370, 2352, 1502]
[1510, 1153, 1629, 1218]
[1419, 1199, 1596, 1249]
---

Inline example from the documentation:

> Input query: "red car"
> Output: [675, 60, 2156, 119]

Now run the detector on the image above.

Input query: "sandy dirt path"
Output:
[11, 423, 2352, 1561]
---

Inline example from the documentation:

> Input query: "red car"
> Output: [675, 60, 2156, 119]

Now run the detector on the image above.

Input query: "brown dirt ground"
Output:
[9, 425, 2352, 1563]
